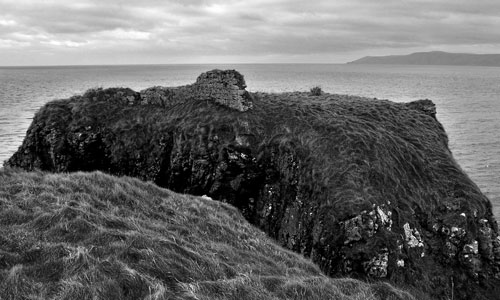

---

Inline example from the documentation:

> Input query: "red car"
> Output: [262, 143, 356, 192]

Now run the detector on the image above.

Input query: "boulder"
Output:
[406, 99, 437, 119]
[7, 70, 500, 299]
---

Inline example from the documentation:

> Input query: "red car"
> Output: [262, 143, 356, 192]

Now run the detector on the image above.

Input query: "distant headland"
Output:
[347, 51, 500, 66]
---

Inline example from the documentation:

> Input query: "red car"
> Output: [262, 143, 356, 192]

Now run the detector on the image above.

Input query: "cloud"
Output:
[0, 18, 16, 26]
[0, 0, 500, 65]
[0, 38, 30, 48]
[41, 40, 88, 48]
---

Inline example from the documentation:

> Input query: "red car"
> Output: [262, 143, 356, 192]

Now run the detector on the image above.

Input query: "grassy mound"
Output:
[0, 169, 416, 300]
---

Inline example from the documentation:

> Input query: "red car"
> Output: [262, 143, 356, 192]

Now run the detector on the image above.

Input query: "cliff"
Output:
[7, 70, 500, 299]
[347, 51, 500, 66]
[0, 169, 416, 299]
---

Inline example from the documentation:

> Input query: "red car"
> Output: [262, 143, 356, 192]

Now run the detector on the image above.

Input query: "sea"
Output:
[1, 64, 499, 221]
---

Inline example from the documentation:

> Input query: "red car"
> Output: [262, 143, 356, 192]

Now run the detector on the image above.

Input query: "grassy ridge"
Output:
[0, 169, 416, 300]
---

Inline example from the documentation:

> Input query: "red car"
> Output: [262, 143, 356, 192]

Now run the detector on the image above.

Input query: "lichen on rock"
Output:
[403, 223, 424, 249]
[461, 240, 482, 278]
[478, 218, 494, 260]
[363, 249, 389, 278]
[342, 204, 393, 245]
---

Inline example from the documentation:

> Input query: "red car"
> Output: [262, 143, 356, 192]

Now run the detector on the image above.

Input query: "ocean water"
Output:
[1, 64, 499, 221]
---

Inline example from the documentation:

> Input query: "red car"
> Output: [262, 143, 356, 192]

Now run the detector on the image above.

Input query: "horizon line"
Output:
[0, 62, 350, 68]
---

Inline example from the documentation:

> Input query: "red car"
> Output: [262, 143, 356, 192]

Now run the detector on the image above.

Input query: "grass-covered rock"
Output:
[0, 169, 416, 300]
[6, 70, 500, 299]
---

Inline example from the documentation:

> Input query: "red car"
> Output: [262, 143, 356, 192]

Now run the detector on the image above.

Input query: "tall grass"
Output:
[309, 86, 323, 96]
[0, 169, 416, 300]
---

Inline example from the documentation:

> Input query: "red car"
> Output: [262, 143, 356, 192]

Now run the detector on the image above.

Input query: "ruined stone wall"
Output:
[139, 69, 253, 112]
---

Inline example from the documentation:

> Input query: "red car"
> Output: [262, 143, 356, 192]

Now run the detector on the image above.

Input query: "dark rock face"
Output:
[7, 70, 500, 300]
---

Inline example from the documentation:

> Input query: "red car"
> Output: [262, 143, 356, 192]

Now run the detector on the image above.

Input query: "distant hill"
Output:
[347, 51, 500, 66]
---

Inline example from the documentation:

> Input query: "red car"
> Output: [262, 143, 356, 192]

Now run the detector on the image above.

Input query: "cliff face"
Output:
[7, 70, 500, 299]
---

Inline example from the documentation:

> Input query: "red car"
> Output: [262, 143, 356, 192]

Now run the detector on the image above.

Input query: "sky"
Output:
[1, 0, 500, 66]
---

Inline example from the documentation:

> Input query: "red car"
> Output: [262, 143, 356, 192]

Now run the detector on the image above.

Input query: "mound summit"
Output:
[6, 69, 500, 299]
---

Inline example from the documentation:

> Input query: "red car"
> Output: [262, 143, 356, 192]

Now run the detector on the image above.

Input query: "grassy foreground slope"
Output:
[0, 169, 415, 300]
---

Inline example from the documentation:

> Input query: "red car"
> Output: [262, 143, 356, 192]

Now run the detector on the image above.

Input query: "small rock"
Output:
[397, 259, 405, 267]
[363, 250, 389, 278]
[406, 99, 437, 118]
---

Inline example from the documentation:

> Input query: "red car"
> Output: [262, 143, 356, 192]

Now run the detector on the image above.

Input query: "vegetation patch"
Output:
[0, 169, 416, 300]
[309, 86, 323, 96]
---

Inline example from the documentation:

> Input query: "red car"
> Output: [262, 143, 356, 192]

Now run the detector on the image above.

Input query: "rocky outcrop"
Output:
[138, 69, 253, 111]
[192, 69, 253, 111]
[81, 70, 253, 112]
[7, 70, 500, 299]
[406, 99, 437, 119]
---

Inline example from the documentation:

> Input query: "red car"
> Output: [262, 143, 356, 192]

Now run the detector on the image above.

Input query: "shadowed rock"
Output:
[6, 71, 500, 300]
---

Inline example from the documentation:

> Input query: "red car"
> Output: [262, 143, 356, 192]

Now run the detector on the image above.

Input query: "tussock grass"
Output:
[309, 86, 323, 96]
[0, 169, 416, 300]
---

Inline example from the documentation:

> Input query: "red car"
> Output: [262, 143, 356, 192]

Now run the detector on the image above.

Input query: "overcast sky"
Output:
[1, 0, 499, 66]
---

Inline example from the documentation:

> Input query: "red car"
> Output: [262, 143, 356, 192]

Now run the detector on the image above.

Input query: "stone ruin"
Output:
[405, 99, 436, 119]
[139, 69, 253, 112]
